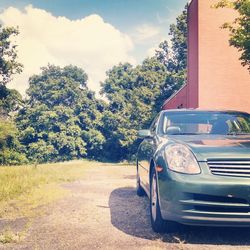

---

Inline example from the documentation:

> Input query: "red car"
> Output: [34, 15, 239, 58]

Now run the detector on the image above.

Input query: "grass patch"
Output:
[0, 228, 23, 244]
[0, 160, 99, 219]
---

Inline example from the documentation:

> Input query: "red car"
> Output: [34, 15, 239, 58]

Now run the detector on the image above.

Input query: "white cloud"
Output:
[147, 37, 171, 58]
[147, 47, 157, 58]
[133, 24, 160, 43]
[0, 5, 135, 97]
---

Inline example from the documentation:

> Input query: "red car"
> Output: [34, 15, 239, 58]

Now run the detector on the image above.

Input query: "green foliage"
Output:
[0, 120, 27, 165]
[0, 149, 27, 166]
[27, 65, 88, 108]
[0, 25, 23, 119]
[17, 65, 104, 163]
[215, 0, 250, 71]
[168, 4, 188, 72]
[0, 27, 26, 163]
[3, 5, 188, 164]
[156, 4, 187, 72]
[100, 5, 187, 161]
[155, 4, 188, 106]
[0, 85, 23, 118]
[0, 25, 23, 86]
[82, 129, 105, 159]
[100, 59, 167, 161]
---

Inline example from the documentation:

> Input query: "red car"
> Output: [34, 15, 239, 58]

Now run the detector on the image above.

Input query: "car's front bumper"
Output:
[158, 162, 250, 227]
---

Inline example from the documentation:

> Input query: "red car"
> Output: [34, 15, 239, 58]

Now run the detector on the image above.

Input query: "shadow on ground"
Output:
[109, 187, 250, 246]
[122, 174, 136, 180]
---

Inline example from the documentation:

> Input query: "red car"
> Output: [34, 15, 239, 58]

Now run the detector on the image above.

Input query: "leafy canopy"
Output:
[155, 4, 188, 107]
[2, 4, 188, 164]
[215, 0, 250, 71]
[0, 25, 23, 86]
[0, 120, 27, 165]
[0, 25, 23, 119]
[99, 5, 188, 161]
[100, 58, 167, 161]
[17, 65, 105, 163]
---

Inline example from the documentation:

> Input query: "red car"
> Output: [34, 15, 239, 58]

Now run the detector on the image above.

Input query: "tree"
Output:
[100, 5, 188, 161]
[155, 4, 188, 106]
[214, 0, 250, 71]
[17, 65, 105, 163]
[0, 25, 23, 118]
[0, 85, 22, 119]
[0, 25, 25, 165]
[100, 59, 167, 161]
[0, 25, 23, 86]
[156, 4, 188, 72]
[0, 119, 27, 165]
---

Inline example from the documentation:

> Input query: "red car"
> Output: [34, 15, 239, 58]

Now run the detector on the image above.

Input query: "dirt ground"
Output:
[1, 164, 250, 250]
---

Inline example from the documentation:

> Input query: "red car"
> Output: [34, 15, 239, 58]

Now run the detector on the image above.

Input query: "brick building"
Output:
[162, 0, 250, 113]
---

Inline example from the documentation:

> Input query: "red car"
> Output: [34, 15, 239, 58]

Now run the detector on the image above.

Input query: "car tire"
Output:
[136, 165, 146, 197]
[150, 167, 178, 233]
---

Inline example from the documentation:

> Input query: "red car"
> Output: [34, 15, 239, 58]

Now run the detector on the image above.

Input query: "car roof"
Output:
[161, 109, 250, 115]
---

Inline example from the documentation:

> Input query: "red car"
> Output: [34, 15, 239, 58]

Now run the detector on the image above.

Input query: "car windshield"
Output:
[159, 111, 250, 135]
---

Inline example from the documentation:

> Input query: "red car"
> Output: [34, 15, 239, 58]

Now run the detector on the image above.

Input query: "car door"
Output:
[137, 114, 160, 193]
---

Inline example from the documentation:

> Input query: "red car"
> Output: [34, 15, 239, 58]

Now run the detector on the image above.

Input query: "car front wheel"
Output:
[150, 167, 178, 233]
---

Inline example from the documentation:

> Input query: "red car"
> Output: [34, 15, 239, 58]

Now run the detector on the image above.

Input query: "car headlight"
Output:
[165, 144, 200, 174]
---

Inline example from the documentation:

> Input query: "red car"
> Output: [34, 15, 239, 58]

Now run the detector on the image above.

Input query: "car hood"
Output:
[163, 134, 250, 161]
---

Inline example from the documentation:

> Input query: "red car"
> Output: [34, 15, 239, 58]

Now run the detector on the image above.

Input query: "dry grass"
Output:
[0, 228, 23, 244]
[0, 160, 100, 219]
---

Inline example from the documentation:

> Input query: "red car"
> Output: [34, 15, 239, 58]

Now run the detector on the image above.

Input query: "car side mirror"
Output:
[137, 129, 152, 138]
[166, 126, 181, 135]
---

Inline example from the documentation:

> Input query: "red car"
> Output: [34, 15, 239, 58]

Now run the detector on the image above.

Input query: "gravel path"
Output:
[1, 164, 250, 250]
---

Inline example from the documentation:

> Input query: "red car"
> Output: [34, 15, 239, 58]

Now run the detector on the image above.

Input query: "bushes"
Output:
[15, 65, 105, 164]
[0, 120, 28, 165]
[0, 149, 27, 165]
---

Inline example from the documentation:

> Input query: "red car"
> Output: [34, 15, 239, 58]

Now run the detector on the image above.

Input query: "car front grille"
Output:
[180, 193, 250, 214]
[208, 159, 250, 177]
[180, 193, 250, 221]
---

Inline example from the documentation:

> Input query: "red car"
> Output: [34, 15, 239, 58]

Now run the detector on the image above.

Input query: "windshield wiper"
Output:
[227, 132, 250, 135]
[168, 133, 208, 135]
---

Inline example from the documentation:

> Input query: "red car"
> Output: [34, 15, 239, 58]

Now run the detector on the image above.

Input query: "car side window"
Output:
[150, 114, 160, 134]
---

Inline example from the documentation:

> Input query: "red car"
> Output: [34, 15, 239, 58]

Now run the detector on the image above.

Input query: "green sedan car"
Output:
[136, 109, 250, 233]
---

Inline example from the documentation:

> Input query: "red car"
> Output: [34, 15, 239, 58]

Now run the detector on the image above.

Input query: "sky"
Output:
[0, 0, 188, 97]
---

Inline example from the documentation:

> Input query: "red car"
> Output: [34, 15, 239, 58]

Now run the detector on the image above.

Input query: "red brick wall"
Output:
[187, 0, 199, 108]
[162, 85, 187, 109]
[198, 0, 250, 113]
